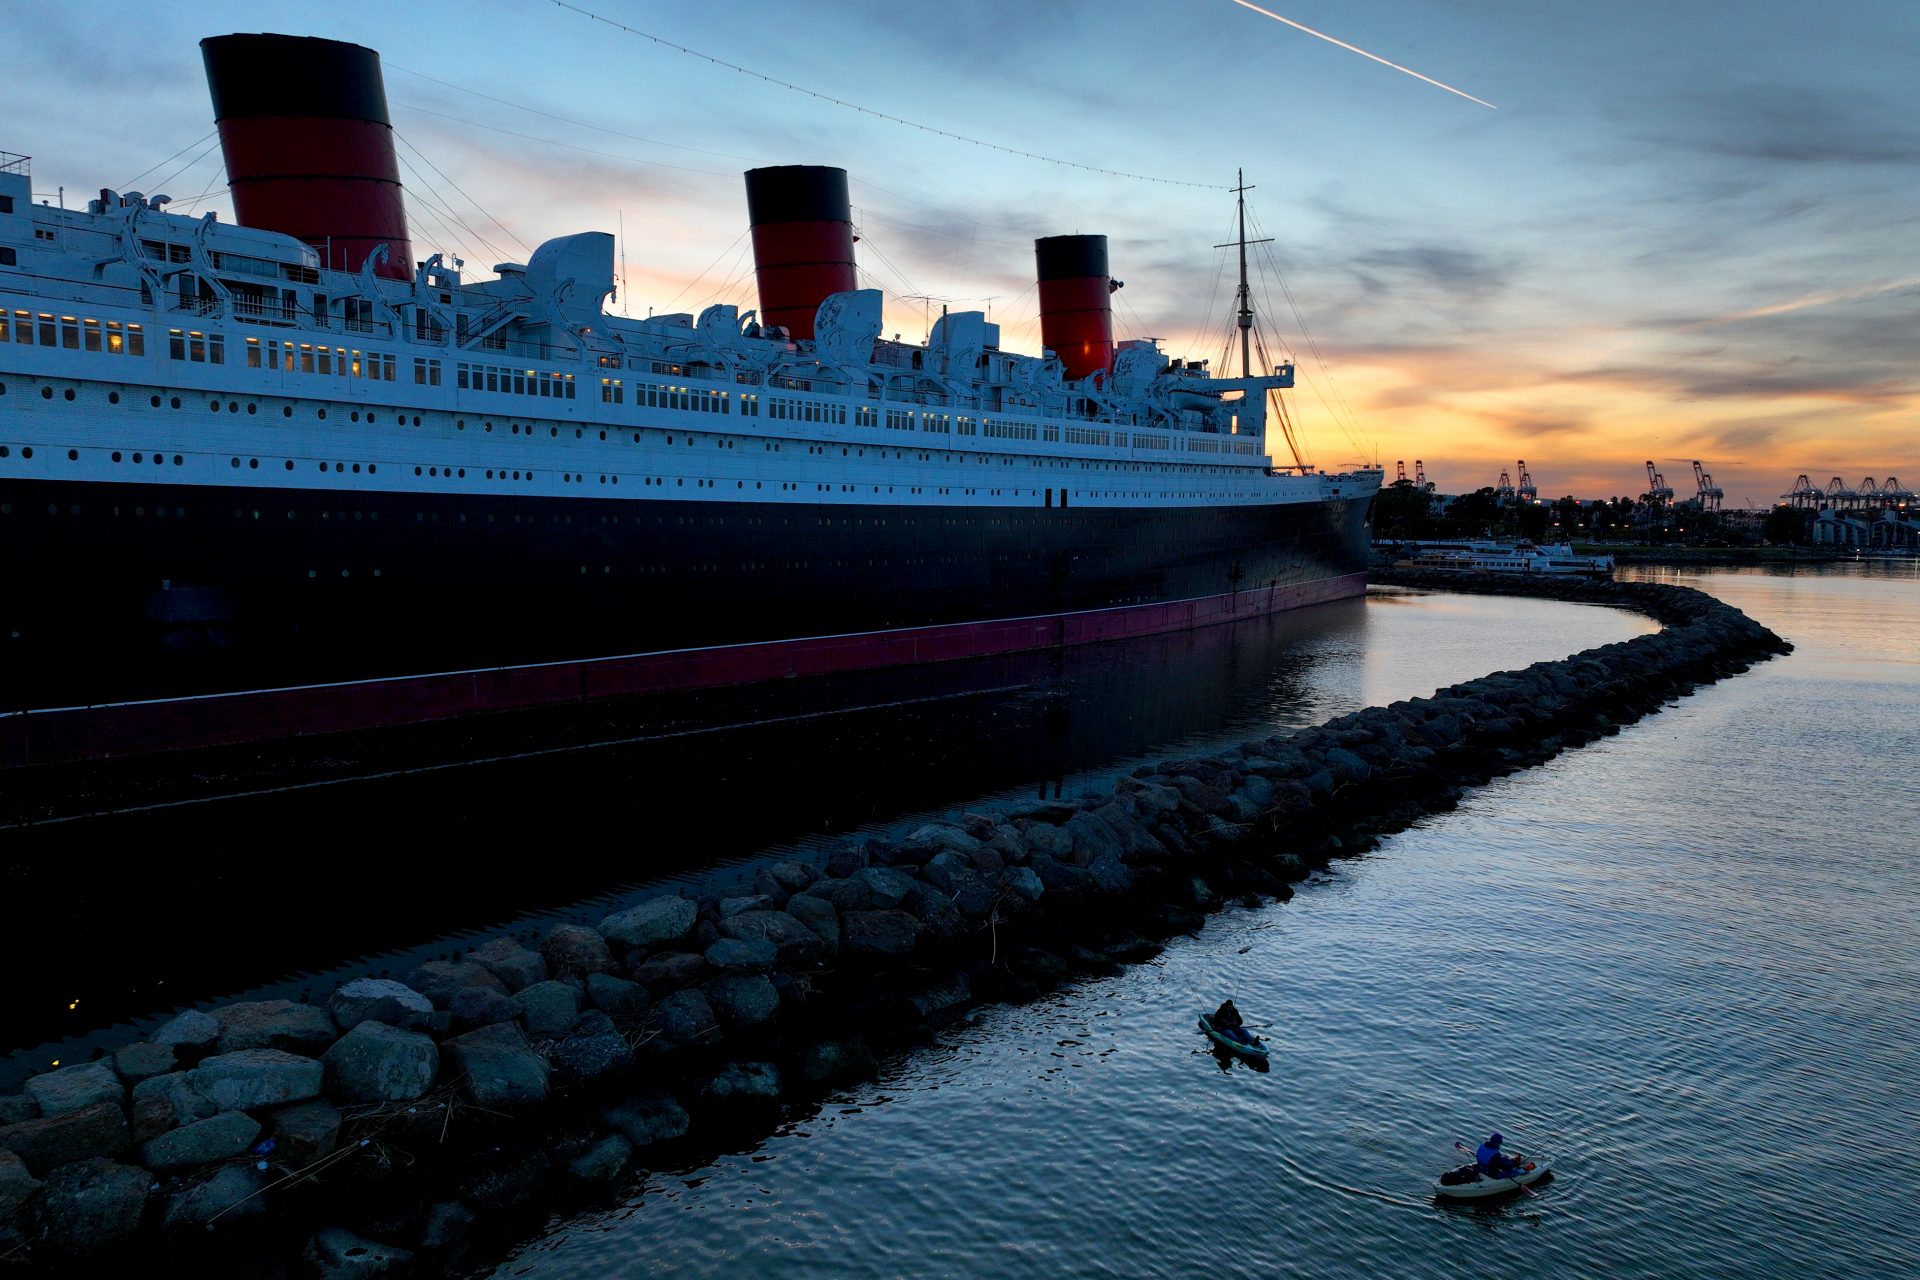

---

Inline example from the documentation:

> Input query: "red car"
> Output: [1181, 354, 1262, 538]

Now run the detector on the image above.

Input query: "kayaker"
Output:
[1475, 1133, 1523, 1179]
[1210, 999, 1258, 1047]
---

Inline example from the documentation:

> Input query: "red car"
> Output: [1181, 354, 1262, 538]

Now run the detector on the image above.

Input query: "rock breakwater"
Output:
[0, 573, 1788, 1276]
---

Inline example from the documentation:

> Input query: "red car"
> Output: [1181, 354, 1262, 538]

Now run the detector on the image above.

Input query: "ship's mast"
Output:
[1217, 169, 1272, 379]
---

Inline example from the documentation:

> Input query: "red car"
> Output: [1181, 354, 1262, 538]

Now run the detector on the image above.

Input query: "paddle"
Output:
[1454, 1139, 1539, 1198]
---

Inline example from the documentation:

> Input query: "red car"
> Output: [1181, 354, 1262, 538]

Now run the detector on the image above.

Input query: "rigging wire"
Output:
[392, 103, 735, 180]
[118, 131, 217, 193]
[392, 130, 533, 258]
[544, 0, 1227, 191]
[659, 229, 750, 312]
[392, 146, 503, 266]
[147, 137, 226, 203]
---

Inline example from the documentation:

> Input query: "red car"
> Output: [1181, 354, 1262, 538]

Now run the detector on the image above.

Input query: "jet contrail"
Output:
[1227, 0, 1498, 109]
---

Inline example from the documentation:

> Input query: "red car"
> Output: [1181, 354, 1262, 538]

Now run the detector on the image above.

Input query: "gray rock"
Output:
[905, 886, 968, 944]
[459, 1147, 550, 1212]
[24, 1061, 122, 1118]
[600, 1090, 689, 1148]
[700, 1061, 782, 1104]
[130, 1071, 215, 1142]
[417, 1199, 476, 1254]
[163, 1163, 265, 1229]
[211, 999, 336, 1056]
[904, 822, 982, 856]
[0, 1148, 38, 1220]
[907, 972, 972, 1019]
[1086, 852, 1137, 895]
[0, 1102, 130, 1175]
[823, 845, 869, 878]
[190, 1049, 325, 1112]
[304, 1226, 414, 1277]
[1001, 866, 1044, 903]
[329, 978, 434, 1031]
[448, 984, 520, 1029]
[707, 974, 779, 1029]
[629, 950, 708, 992]
[140, 1109, 261, 1172]
[151, 1009, 219, 1053]
[464, 937, 548, 992]
[549, 1011, 634, 1084]
[797, 1039, 877, 1088]
[542, 923, 614, 979]
[111, 1042, 175, 1084]
[585, 973, 648, 1017]
[599, 897, 698, 950]
[1022, 822, 1074, 861]
[783, 893, 840, 949]
[323, 1022, 440, 1103]
[268, 1099, 341, 1167]
[718, 894, 771, 917]
[717, 911, 829, 967]
[406, 960, 508, 1008]
[803, 876, 874, 913]
[764, 861, 818, 893]
[515, 980, 582, 1036]
[566, 1133, 632, 1182]
[1063, 811, 1125, 864]
[445, 1022, 548, 1108]
[38, 1157, 148, 1256]
[705, 937, 778, 973]
[1029, 853, 1093, 899]
[842, 909, 923, 958]
[0, 1095, 35, 1125]
[922, 862, 996, 918]
[649, 989, 718, 1048]
[852, 866, 917, 909]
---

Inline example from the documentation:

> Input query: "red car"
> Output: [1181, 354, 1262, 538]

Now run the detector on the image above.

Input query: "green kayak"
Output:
[1198, 1013, 1269, 1059]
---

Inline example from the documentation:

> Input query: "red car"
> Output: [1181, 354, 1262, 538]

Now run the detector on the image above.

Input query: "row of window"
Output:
[455, 360, 579, 400]
[243, 337, 397, 382]
[5, 310, 146, 355]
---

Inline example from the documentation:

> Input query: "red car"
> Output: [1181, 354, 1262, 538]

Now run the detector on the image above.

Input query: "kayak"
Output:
[1433, 1160, 1552, 1200]
[1197, 1013, 1269, 1060]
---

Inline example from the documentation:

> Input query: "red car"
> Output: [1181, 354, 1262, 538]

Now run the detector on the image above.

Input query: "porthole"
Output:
[351, 412, 361, 423]
[367, 413, 377, 424]
[282, 406, 292, 418]
[457, 468, 466, 478]
[150, 395, 161, 407]
[0, 446, 7, 458]
[415, 466, 422, 476]
[484, 422, 492, 432]
[68, 449, 78, 461]
[317, 409, 327, 421]
[109, 391, 119, 404]
[210, 400, 220, 412]
[352, 463, 361, 474]
[229, 402, 239, 414]
[320, 462, 329, 472]
[249, 458, 258, 469]
[231, 457, 241, 469]
[412, 416, 420, 427]
[456, 420, 464, 430]
[112, 452, 122, 463]
[170, 397, 181, 409]
[40, 386, 52, 400]
[285, 460, 294, 470]
[172, 455, 182, 466]
[246, 403, 256, 414]
[485, 469, 494, 479]
[132, 452, 143, 464]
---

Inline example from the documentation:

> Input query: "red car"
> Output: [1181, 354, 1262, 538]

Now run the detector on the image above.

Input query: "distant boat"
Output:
[1387, 540, 1614, 577]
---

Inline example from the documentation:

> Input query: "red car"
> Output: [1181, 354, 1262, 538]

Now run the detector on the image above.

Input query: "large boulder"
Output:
[405, 961, 507, 1009]
[140, 1110, 261, 1172]
[599, 897, 698, 951]
[717, 911, 828, 967]
[566, 1133, 632, 1182]
[841, 910, 923, 959]
[762, 861, 819, 894]
[1000, 866, 1044, 903]
[585, 973, 648, 1018]
[1086, 852, 1136, 896]
[852, 866, 917, 909]
[129, 1072, 216, 1143]
[707, 975, 779, 1029]
[802, 876, 873, 913]
[541, 923, 614, 979]
[328, 979, 434, 1031]
[548, 1011, 634, 1084]
[163, 1163, 266, 1230]
[699, 1062, 782, 1107]
[0, 1102, 130, 1175]
[921, 862, 995, 918]
[648, 989, 718, 1049]
[38, 1158, 148, 1256]
[210, 999, 336, 1056]
[268, 1099, 341, 1167]
[304, 1226, 414, 1278]
[445, 1023, 548, 1109]
[600, 1090, 689, 1148]
[783, 893, 839, 949]
[190, 1049, 325, 1112]
[322, 1022, 440, 1103]
[448, 984, 520, 1030]
[464, 937, 548, 992]
[629, 951, 707, 993]
[705, 937, 778, 973]
[111, 1042, 175, 1085]
[904, 887, 968, 945]
[0, 1095, 36, 1125]
[514, 981, 582, 1037]
[150, 1009, 220, 1055]
[0, 1148, 39, 1220]
[23, 1061, 123, 1118]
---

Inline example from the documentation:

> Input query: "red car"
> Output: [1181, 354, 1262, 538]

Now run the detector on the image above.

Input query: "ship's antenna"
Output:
[617, 209, 630, 316]
[1215, 169, 1272, 379]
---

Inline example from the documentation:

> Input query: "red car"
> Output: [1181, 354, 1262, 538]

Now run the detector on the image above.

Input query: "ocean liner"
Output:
[0, 34, 1379, 763]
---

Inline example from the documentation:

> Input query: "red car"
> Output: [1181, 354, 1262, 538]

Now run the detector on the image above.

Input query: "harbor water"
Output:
[483, 562, 1920, 1278]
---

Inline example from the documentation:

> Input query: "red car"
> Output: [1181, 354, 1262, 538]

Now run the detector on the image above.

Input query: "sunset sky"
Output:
[3, 0, 1913, 503]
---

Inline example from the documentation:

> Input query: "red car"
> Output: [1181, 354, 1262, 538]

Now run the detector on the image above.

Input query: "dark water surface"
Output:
[485, 563, 1920, 1279]
[2, 587, 1649, 1081]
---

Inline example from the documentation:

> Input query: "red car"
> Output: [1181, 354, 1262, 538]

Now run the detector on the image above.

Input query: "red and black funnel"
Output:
[201, 33, 413, 280]
[1035, 234, 1113, 380]
[744, 166, 856, 341]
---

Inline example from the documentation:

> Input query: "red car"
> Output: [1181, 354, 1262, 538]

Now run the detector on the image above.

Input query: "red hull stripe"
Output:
[1, 575, 1364, 768]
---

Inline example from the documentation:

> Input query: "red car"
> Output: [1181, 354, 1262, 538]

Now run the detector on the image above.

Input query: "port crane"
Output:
[1691, 461, 1724, 511]
[1414, 459, 1434, 493]
[1516, 460, 1538, 503]
[1783, 474, 1819, 509]
[1643, 461, 1674, 507]
[1495, 468, 1516, 504]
